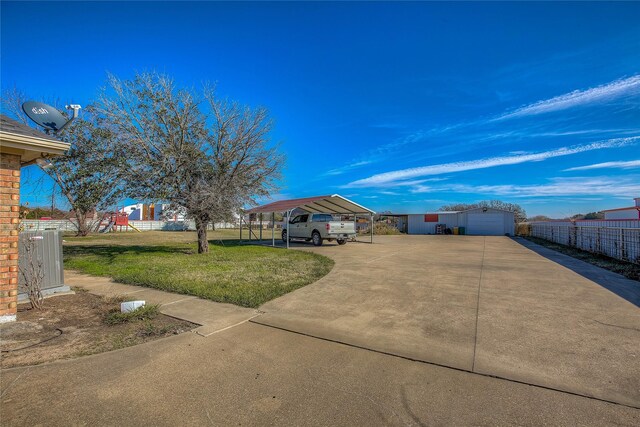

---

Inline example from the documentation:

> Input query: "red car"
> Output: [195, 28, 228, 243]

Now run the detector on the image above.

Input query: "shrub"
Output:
[359, 222, 402, 236]
[516, 223, 531, 236]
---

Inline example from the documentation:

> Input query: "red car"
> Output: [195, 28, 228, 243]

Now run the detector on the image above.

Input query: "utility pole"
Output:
[51, 182, 56, 218]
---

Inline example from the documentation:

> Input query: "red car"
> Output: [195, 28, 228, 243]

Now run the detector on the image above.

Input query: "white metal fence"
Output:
[528, 220, 640, 264]
[21, 219, 239, 232]
[21, 220, 77, 232]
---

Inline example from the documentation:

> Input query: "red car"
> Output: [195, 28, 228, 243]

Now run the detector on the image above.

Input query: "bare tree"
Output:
[47, 110, 122, 235]
[1, 87, 30, 124]
[19, 236, 44, 309]
[98, 72, 284, 253]
[2, 89, 123, 236]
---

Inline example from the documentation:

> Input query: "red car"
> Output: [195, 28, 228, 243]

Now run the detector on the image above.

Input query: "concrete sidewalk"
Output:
[2, 322, 639, 426]
[64, 271, 261, 337]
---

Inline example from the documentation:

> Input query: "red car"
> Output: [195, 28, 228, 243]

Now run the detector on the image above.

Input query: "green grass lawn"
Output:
[64, 231, 334, 308]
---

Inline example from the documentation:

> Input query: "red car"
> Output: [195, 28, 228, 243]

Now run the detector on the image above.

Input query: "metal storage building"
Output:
[601, 197, 640, 220]
[407, 212, 460, 234]
[406, 208, 515, 236]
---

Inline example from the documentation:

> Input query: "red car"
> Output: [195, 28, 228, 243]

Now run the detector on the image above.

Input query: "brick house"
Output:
[0, 115, 69, 323]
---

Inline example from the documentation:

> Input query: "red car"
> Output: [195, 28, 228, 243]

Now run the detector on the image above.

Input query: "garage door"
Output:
[467, 213, 504, 236]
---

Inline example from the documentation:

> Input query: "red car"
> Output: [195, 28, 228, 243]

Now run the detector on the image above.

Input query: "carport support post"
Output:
[271, 212, 275, 247]
[353, 214, 357, 239]
[286, 210, 291, 249]
[370, 213, 374, 243]
[259, 213, 263, 242]
[239, 214, 243, 242]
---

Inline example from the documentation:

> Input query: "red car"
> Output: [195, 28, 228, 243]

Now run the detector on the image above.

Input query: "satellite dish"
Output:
[22, 101, 81, 133]
[22, 101, 67, 132]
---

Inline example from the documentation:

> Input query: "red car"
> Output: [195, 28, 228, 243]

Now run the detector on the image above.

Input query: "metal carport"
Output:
[244, 194, 376, 248]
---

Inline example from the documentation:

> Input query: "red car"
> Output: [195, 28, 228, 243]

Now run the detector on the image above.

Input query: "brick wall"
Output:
[0, 153, 20, 322]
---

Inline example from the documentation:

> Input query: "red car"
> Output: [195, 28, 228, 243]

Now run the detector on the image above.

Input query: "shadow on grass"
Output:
[64, 239, 275, 257]
[64, 245, 196, 261]
[208, 239, 243, 247]
[513, 237, 640, 308]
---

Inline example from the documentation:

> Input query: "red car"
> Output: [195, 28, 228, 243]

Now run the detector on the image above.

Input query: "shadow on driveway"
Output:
[513, 237, 640, 308]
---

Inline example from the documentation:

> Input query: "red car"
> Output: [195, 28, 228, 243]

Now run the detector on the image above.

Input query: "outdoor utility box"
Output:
[18, 230, 67, 300]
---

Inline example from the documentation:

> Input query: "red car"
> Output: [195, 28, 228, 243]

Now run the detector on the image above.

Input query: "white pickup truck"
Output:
[282, 213, 356, 246]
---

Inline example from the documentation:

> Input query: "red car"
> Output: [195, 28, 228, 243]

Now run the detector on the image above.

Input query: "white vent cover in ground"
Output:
[121, 300, 145, 313]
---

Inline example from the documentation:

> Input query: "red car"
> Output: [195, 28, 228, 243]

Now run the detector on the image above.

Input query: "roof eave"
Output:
[246, 194, 375, 215]
[0, 130, 70, 155]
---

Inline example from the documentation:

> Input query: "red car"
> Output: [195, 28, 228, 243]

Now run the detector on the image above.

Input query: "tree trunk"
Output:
[75, 211, 90, 236]
[195, 216, 209, 254]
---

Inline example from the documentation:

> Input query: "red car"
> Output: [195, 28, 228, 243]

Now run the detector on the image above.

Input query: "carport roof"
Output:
[246, 194, 375, 215]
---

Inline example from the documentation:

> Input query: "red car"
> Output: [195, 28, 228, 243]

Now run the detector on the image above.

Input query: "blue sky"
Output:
[2, 1, 639, 218]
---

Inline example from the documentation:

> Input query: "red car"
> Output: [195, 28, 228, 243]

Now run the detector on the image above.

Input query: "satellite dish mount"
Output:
[22, 101, 81, 134]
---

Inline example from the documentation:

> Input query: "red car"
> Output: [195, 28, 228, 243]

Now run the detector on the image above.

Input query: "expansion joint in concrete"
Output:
[471, 237, 486, 372]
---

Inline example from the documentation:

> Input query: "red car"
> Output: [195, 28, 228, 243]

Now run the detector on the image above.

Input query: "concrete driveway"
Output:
[2, 235, 639, 425]
[254, 235, 640, 407]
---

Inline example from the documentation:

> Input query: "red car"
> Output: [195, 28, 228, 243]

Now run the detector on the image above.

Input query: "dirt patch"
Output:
[0, 290, 196, 368]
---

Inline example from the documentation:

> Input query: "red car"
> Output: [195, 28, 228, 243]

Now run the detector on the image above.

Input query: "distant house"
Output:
[602, 198, 640, 220]
[122, 203, 186, 221]
[122, 203, 159, 220]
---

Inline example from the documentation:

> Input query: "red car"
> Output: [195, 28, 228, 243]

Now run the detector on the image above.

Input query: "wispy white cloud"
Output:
[442, 176, 640, 198]
[531, 129, 640, 137]
[348, 178, 447, 189]
[410, 185, 433, 194]
[324, 160, 373, 176]
[524, 197, 605, 203]
[495, 75, 640, 120]
[564, 160, 640, 171]
[326, 75, 640, 177]
[346, 137, 638, 188]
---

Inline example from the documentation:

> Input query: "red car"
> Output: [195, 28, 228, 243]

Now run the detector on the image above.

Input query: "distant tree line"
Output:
[526, 211, 604, 221]
[19, 205, 68, 220]
[571, 212, 604, 220]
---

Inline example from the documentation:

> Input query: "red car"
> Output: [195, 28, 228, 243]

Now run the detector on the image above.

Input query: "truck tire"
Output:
[337, 239, 347, 245]
[312, 231, 323, 246]
[281, 230, 288, 243]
